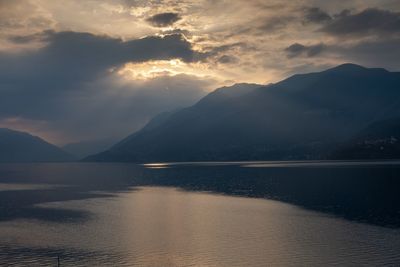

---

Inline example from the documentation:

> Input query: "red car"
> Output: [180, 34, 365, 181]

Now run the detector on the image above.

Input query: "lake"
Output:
[0, 161, 400, 266]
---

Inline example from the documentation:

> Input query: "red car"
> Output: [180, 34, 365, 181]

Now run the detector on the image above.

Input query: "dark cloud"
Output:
[258, 16, 295, 32]
[1, 31, 203, 92]
[217, 55, 239, 64]
[331, 38, 400, 70]
[41, 30, 201, 65]
[146, 12, 181, 27]
[333, 9, 352, 19]
[161, 28, 192, 37]
[8, 34, 42, 44]
[285, 38, 400, 71]
[203, 42, 252, 60]
[321, 8, 400, 36]
[0, 30, 210, 143]
[303, 7, 332, 23]
[284, 43, 325, 58]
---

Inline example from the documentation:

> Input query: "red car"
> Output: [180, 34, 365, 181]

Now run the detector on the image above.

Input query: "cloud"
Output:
[284, 43, 325, 58]
[303, 7, 331, 23]
[0, 30, 211, 144]
[321, 8, 400, 36]
[217, 55, 239, 64]
[0, 30, 204, 91]
[258, 16, 295, 32]
[42, 30, 202, 64]
[331, 38, 400, 69]
[284, 38, 400, 70]
[146, 12, 181, 27]
[202, 42, 253, 61]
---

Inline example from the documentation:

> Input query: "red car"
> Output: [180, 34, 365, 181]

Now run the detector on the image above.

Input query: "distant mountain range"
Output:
[3, 64, 400, 163]
[0, 128, 74, 162]
[86, 63, 400, 162]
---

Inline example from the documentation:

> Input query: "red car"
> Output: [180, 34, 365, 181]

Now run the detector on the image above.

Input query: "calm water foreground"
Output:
[0, 161, 400, 266]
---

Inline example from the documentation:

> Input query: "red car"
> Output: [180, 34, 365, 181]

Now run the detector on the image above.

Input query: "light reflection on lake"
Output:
[0, 162, 399, 266]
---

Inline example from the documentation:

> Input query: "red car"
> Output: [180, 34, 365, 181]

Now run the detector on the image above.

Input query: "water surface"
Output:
[0, 161, 399, 266]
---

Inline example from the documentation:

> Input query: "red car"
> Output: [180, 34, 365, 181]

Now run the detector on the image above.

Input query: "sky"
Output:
[0, 0, 400, 145]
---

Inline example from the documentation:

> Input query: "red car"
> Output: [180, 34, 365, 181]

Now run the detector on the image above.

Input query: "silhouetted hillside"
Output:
[0, 128, 74, 162]
[332, 118, 400, 159]
[86, 64, 400, 162]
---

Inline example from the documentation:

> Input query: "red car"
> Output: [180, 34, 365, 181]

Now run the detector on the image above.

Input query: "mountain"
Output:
[0, 128, 74, 162]
[108, 83, 263, 149]
[86, 64, 400, 162]
[331, 117, 400, 159]
[63, 138, 117, 159]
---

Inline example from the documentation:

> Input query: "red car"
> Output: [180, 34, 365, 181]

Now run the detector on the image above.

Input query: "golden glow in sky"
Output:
[118, 60, 212, 81]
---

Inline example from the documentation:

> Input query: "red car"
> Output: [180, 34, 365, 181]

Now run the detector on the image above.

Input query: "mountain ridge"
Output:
[0, 128, 74, 162]
[85, 63, 400, 162]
